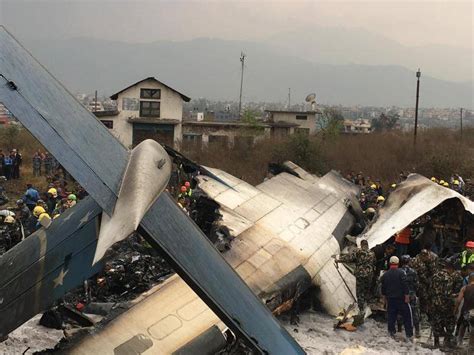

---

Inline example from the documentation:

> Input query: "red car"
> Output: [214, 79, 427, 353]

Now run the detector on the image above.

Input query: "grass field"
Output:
[2, 125, 473, 200]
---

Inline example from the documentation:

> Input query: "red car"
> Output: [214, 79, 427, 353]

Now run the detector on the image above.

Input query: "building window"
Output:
[140, 88, 161, 99]
[140, 101, 160, 118]
[208, 135, 229, 146]
[296, 115, 307, 120]
[296, 128, 310, 135]
[101, 120, 113, 129]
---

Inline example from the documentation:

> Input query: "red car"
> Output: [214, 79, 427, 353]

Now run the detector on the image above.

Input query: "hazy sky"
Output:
[0, 0, 472, 48]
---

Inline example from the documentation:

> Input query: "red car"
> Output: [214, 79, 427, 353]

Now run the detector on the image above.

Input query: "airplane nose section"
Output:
[93, 140, 171, 264]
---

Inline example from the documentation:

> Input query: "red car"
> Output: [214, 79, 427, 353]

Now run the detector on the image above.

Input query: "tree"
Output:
[372, 112, 400, 132]
[240, 109, 264, 135]
[318, 108, 344, 139]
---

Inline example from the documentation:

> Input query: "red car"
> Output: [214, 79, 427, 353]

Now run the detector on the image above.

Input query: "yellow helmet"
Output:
[47, 188, 58, 198]
[391, 183, 397, 188]
[370, 184, 377, 189]
[33, 206, 46, 217]
[430, 177, 437, 182]
[439, 180, 445, 185]
[38, 212, 51, 223]
[377, 195, 385, 202]
[4, 215, 15, 224]
[453, 180, 460, 185]
[443, 182, 449, 187]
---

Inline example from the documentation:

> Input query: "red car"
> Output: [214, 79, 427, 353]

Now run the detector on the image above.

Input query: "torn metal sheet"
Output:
[95, 139, 171, 263]
[71, 165, 360, 353]
[363, 174, 474, 247]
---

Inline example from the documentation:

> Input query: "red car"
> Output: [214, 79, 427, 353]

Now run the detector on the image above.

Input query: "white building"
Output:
[264, 110, 321, 135]
[96, 77, 190, 148]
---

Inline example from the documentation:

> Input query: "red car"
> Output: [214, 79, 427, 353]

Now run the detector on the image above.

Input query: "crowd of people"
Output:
[335, 171, 474, 348]
[0, 148, 22, 180]
[1, 150, 473, 349]
[0, 172, 88, 254]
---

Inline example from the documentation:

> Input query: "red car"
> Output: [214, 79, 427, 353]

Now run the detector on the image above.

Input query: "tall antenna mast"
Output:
[288, 88, 291, 109]
[238, 52, 246, 119]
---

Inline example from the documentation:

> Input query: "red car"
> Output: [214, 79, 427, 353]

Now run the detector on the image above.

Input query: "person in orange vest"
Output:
[395, 227, 412, 257]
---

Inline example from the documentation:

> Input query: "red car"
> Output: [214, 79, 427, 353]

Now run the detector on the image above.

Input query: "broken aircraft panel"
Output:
[70, 165, 360, 354]
[363, 174, 474, 247]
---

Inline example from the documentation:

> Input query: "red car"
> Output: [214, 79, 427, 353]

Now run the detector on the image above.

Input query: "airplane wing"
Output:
[0, 197, 104, 338]
[0, 26, 303, 354]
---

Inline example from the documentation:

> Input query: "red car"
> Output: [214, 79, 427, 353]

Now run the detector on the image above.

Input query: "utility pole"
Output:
[238, 52, 246, 119]
[460, 108, 463, 141]
[94, 90, 98, 112]
[414, 69, 421, 146]
[288, 88, 291, 109]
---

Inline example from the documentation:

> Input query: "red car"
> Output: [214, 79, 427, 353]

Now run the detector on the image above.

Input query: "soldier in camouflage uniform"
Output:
[335, 239, 376, 311]
[410, 248, 438, 318]
[429, 259, 457, 348]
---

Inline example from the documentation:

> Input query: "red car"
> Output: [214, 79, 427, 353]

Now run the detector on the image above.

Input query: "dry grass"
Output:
[183, 128, 474, 186]
[2, 126, 473, 196]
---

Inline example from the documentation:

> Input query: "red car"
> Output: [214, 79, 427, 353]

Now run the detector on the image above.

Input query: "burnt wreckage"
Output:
[1, 26, 474, 354]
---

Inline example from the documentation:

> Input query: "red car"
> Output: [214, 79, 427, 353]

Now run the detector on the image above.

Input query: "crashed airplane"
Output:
[1, 25, 474, 354]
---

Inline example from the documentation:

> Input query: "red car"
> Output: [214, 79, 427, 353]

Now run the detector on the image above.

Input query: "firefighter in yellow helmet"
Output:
[2, 215, 21, 251]
[33, 206, 51, 231]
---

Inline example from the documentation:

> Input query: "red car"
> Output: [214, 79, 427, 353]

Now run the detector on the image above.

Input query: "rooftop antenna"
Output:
[305, 93, 317, 111]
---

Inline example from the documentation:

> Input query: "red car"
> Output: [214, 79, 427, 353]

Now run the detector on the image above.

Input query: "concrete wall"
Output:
[182, 124, 271, 148]
[271, 112, 318, 134]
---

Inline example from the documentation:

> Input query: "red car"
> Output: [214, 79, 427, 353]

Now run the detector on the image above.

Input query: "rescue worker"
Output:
[67, 194, 77, 208]
[32, 151, 42, 177]
[454, 272, 474, 347]
[431, 177, 438, 184]
[395, 227, 411, 257]
[364, 207, 376, 221]
[33, 206, 51, 231]
[429, 259, 457, 348]
[15, 199, 32, 236]
[460, 241, 474, 268]
[334, 239, 375, 311]
[178, 185, 188, 200]
[411, 248, 438, 317]
[376, 195, 385, 208]
[1, 215, 21, 251]
[43, 152, 53, 176]
[381, 256, 413, 340]
[452, 180, 463, 194]
[400, 255, 420, 337]
[23, 184, 40, 211]
[46, 188, 58, 215]
[184, 181, 193, 198]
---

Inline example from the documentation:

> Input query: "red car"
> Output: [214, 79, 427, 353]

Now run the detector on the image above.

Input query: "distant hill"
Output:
[24, 37, 473, 107]
[266, 26, 473, 83]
